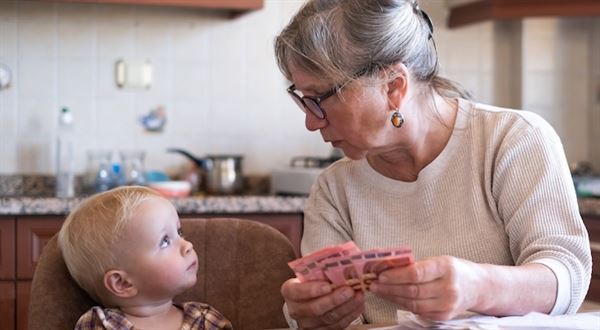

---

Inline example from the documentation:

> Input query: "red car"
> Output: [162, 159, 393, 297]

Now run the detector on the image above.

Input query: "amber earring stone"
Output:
[391, 112, 404, 128]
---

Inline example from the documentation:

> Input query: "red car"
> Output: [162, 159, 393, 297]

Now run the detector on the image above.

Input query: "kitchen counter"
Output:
[2, 195, 600, 216]
[0, 195, 307, 215]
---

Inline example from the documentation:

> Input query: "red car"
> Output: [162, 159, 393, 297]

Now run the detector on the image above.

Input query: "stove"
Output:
[271, 154, 342, 196]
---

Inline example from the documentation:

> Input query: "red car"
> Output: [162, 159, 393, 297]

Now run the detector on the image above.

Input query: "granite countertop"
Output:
[0, 174, 306, 216]
[0, 195, 307, 215]
[3, 195, 599, 216]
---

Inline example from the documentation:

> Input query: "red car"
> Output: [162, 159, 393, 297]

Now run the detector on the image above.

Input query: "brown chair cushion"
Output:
[28, 218, 296, 330]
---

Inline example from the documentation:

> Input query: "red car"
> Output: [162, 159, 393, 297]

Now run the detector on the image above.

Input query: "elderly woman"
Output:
[274, 0, 591, 328]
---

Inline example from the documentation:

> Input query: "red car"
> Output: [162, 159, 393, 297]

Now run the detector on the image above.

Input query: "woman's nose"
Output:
[305, 111, 327, 131]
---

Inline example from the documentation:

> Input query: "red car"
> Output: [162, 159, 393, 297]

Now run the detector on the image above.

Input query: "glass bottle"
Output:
[56, 107, 75, 198]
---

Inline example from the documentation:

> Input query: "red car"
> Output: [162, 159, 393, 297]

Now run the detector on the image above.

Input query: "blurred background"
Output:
[0, 0, 599, 189]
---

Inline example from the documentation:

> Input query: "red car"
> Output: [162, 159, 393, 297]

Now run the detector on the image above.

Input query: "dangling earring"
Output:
[390, 110, 404, 128]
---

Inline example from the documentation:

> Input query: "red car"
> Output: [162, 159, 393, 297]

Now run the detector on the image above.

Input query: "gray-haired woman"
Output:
[275, 0, 591, 328]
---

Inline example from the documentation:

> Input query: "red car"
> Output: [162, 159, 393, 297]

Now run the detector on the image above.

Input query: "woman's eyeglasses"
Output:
[286, 84, 338, 120]
[285, 66, 376, 120]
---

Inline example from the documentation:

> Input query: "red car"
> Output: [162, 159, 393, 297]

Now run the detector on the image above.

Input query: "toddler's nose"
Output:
[181, 238, 194, 255]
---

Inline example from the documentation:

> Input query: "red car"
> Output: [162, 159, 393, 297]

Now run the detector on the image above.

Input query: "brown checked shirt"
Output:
[74, 302, 232, 330]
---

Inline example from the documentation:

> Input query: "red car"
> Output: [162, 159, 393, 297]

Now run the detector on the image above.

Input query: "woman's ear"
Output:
[386, 63, 409, 109]
[104, 270, 138, 298]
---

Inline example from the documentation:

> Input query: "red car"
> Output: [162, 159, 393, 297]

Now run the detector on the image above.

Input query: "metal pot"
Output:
[167, 148, 244, 195]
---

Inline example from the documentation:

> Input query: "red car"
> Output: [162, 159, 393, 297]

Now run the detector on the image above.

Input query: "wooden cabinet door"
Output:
[0, 218, 16, 280]
[0, 281, 15, 330]
[16, 281, 30, 330]
[16, 217, 64, 280]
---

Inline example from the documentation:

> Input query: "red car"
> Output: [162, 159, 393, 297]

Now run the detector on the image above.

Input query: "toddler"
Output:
[58, 186, 232, 330]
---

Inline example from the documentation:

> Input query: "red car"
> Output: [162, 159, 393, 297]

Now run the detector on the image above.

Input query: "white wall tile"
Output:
[18, 55, 56, 99]
[17, 2, 56, 57]
[57, 57, 95, 99]
[2, 0, 597, 176]
[95, 5, 135, 58]
[133, 6, 175, 60]
[522, 19, 559, 72]
[172, 59, 209, 101]
[0, 2, 18, 60]
[16, 97, 55, 173]
[0, 87, 18, 174]
[56, 4, 95, 58]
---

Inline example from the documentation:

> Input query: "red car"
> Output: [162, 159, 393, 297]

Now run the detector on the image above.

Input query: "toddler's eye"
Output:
[177, 228, 184, 238]
[160, 235, 171, 249]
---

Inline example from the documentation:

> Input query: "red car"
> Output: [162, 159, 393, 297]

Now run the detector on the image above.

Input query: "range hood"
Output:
[448, 0, 600, 28]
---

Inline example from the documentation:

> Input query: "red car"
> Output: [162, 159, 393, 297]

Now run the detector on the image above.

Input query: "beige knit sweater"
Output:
[301, 99, 591, 323]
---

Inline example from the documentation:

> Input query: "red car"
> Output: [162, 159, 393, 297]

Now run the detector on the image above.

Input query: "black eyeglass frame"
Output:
[286, 65, 381, 120]
[286, 84, 338, 120]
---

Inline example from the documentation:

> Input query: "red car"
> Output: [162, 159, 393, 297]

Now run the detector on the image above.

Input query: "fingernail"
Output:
[379, 275, 388, 283]
[320, 284, 332, 295]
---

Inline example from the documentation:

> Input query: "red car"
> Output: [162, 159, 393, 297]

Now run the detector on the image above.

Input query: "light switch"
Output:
[115, 59, 152, 89]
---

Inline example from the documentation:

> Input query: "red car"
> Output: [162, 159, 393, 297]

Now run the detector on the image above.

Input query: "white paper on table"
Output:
[379, 310, 600, 330]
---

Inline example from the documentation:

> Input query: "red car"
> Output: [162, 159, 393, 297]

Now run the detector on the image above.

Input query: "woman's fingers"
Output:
[281, 278, 333, 301]
[377, 257, 446, 284]
[296, 291, 365, 329]
[287, 286, 357, 320]
[370, 278, 444, 300]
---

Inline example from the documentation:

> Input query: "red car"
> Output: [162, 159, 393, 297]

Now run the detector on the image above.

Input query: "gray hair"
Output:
[275, 0, 470, 99]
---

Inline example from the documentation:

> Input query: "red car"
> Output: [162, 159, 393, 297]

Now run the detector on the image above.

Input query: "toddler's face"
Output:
[119, 196, 198, 301]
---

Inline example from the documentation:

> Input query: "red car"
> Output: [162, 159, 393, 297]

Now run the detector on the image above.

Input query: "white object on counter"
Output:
[147, 181, 191, 198]
[271, 167, 323, 196]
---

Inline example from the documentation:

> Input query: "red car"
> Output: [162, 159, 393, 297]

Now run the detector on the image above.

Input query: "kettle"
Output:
[167, 148, 244, 195]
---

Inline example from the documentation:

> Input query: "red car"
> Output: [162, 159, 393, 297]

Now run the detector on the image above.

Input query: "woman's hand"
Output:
[281, 278, 365, 329]
[369, 256, 485, 321]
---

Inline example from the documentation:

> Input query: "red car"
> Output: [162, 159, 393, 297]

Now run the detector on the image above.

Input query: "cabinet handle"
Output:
[591, 242, 600, 252]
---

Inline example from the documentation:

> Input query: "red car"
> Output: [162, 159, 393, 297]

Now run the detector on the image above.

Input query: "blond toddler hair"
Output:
[58, 186, 162, 305]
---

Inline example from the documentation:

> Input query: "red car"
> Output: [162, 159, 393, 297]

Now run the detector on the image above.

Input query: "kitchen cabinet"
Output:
[41, 0, 263, 16]
[448, 0, 600, 29]
[583, 214, 600, 302]
[0, 218, 16, 330]
[0, 282, 15, 330]
[0, 212, 301, 330]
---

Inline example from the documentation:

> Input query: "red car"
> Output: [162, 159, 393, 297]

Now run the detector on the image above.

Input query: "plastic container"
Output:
[56, 107, 75, 198]
[148, 181, 191, 198]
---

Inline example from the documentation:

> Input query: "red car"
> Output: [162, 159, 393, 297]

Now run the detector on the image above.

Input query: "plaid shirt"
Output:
[74, 302, 232, 330]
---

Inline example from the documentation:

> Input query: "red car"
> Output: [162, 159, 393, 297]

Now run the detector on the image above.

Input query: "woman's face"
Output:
[289, 66, 393, 160]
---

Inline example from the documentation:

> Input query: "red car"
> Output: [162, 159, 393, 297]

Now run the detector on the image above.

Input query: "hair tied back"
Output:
[412, 1, 434, 40]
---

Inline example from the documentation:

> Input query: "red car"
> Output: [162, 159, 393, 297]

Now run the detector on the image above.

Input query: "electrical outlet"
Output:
[115, 59, 152, 89]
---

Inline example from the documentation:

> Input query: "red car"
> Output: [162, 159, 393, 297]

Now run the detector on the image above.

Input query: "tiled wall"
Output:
[0, 0, 598, 176]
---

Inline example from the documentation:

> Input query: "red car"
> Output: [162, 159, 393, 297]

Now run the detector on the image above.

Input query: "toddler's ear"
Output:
[104, 270, 137, 298]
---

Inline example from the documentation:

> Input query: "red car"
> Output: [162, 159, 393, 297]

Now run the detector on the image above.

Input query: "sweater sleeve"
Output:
[491, 117, 592, 314]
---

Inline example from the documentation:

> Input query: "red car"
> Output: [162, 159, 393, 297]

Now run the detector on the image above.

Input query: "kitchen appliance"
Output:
[167, 148, 244, 195]
[271, 151, 343, 196]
